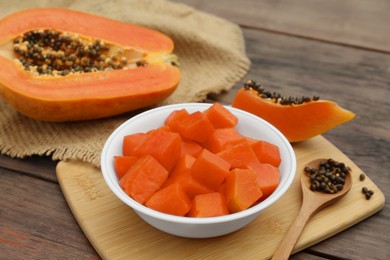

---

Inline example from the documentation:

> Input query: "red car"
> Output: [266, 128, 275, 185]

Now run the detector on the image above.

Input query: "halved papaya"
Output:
[0, 8, 180, 121]
[232, 80, 355, 142]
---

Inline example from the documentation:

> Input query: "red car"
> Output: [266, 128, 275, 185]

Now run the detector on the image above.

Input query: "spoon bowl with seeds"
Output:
[272, 158, 352, 260]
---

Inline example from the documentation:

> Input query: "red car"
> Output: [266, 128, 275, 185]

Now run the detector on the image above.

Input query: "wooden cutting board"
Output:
[57, 135, 385, 259]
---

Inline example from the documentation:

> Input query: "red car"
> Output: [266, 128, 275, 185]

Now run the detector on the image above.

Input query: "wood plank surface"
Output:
[0, 167, 98, 259]
[56, 136, 385, 259]
[1, 0, 389, 259]
[173, 0, 390, 53]
[0, 155, 58, 182]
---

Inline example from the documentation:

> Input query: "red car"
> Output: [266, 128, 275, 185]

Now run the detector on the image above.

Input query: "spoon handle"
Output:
[271, 199, 316, 260]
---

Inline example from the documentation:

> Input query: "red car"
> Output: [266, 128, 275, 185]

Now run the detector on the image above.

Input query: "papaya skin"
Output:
[0, 8, 180, 122]
[232, 88, 356, 142]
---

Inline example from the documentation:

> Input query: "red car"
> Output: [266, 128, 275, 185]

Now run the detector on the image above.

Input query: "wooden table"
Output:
[1, 0, 389, 259]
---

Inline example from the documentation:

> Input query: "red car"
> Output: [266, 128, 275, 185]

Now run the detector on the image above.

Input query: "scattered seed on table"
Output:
[361, 186, 374, 200]
[365, 193, 372, 200]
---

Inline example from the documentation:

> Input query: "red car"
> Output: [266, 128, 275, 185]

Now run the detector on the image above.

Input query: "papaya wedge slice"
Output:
[232, 81, 355, 142]
[0, 8, 180, 121]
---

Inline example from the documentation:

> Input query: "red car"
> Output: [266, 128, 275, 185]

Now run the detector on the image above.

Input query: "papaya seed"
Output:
[243, 79, 320, 105]
[304, 158, 349, 194]
[136, 60, 146, 67]
[12, 29, 138, 77]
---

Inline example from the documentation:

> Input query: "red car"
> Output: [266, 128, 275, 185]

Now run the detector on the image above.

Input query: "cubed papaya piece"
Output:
[113, 155, 138, 179]
[217, 143, 259, 169]
[172, 174, 214, 200]
[122, 132, 147, 156]
[165, 154, 214, 199]
[169, 154, 196, 179]
[204, 128, 247, 153]
[225, 168, 263, 213]
[245, 162, 280, 198]
[164, 109, 189, 132]
[175, 111, 215, 143]
[120, 155, 169, 204]
[203, 103, 238, 129]
[146, 183, 192, 216]
[187, 192, 229, 217]
[181, 139, 203, 157]
[250, 140, 281, 167]
[131, 128, 182, 172]
[161, 153, 193, 188]
[191, 149, 231, 190]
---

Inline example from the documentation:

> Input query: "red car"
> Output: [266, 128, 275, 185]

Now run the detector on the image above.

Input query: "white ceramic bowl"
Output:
[101, 103, 296, 238]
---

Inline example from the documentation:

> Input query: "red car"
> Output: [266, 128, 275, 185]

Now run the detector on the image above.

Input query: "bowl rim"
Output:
[101, 103, 296, 224]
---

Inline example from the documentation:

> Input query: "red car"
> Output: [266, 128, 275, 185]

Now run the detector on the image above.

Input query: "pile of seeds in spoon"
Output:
[304, 158, 350, 194]
[243, 79, 320, 105]
[12, 29, 140, 77]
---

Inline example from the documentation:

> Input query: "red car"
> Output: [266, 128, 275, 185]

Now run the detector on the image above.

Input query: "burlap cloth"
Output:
[0, 0, 250, 167]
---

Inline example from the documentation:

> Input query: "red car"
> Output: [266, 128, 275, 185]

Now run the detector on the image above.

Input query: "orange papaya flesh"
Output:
[164, 109, 189, 132]
[146, 183, 192, 217]
[160, 155, 212, 200]
[203, 127, 247, 153]
[203, 102, 239, 129]
[113, 155, 138, 179]
[250, 140, 281, 167]
[120, 155, 169, 204]
[169, 154, 196, 180]
[225, 168, 263, 213]
[217, 143, 259, 169]
[232, 84, 355, 142]
[245, 162, 281, 198]
[131, 128, 182, 172]
[181, 139, 203, 157]
[122, 133, 147, 156]
[165, 172, 214, 200]
[191, 149, 231, 191]
[187, 192, 229, 217]
[175, 111, 215, 143]
[0, 8, 180, 122]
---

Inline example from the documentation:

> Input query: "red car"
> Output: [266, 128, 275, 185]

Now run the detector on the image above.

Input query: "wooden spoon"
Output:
[271, 158, 352, 260]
